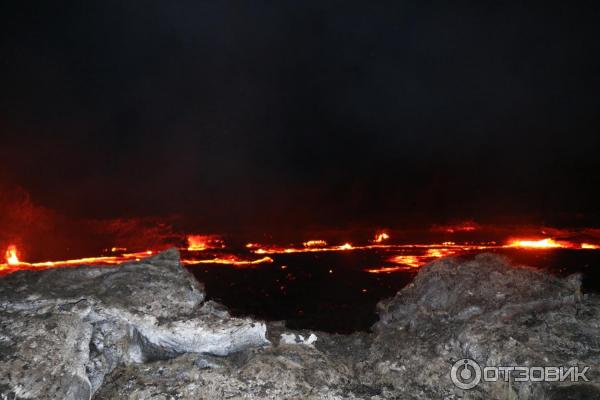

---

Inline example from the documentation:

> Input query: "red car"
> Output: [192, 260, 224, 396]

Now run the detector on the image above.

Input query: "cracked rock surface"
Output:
[1, 251, 599, 399]
[0, 249, 268, 399]
[362, 253, 600, 399]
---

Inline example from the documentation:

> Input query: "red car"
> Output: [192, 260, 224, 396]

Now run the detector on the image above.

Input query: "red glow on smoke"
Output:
[431, 221, 479, 233]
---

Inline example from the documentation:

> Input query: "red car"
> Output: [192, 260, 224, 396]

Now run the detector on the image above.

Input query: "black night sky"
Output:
[1, 1, 599, 237]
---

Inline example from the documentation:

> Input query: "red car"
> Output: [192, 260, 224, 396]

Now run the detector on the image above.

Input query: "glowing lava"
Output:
[507, 238, 565, 249]
[182, 256, 273, 267]
[2, 228, 599, 276]
[388, 255, 421, 268]
[303, 240, 327, 247]
[364, 266, 407, 274]
[582, 243, 600, 250]
[187, 235, 224, 251]
[425, 248, 457, 258]
[0, 249, 158, 274]
[254, 242, 355, 254]
[366, 246, 464, 273]
[372, 232, 390, 243]
[5, 245, 19, 265]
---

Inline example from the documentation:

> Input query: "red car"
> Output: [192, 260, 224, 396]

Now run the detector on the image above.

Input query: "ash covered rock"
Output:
[93, 340, 361, 400]
[1, 251, 599, 399]
[362, 253, 600, 399]
[0, 249, 268, 399]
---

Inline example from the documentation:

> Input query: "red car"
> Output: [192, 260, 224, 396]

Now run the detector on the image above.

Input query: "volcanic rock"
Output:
[1, 251, 599, 399]
[0, 249, 268, 399]
[364, 253, 600, 399]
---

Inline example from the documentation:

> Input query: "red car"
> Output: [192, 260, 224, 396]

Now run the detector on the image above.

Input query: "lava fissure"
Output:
[3, 229, 599, 275]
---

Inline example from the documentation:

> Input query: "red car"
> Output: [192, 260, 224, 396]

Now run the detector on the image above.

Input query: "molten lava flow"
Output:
[252, 240, 493, 256]
[364, 266, 408, 274]
[504, 236, 600, 250]
[581, 243, 600, 249]
[371, 246, 465, 273]
[0, 249, 161, 275]
[388, 255, 421, 268]
[507, 238, 565, 249]
[187, 235, 224, 251]
[3, 225, 598, 276]
[5, 245, 19, 265]
[303, 240, 327, 247]
[183, 256, 273, 267]
[253, 242, 355, 254]
[425, 248, 456, 258]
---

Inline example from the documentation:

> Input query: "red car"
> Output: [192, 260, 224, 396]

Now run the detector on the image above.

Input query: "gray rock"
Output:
[0, 249, 268, 399]
[363, 253, 600, 399]
[0, 312, 93, 400]
[93, 343, 363, 400]
[2, 251, 599, 399]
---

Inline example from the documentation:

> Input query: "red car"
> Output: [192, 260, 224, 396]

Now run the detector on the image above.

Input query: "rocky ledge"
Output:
[1, 250, 599, 399]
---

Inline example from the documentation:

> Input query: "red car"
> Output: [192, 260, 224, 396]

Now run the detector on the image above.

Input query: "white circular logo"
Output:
[451, 358, 482, 389]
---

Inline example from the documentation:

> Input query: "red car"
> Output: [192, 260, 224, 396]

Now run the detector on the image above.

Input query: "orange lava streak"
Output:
[252, 241, 489, 255]
[3, 232, 597, 276]
[388, 255, 421, 268]
[254, 242, 355, 254]
[581, 243, 599, 249]
[367, 246, 464, 273]
[0, 247, 273, 274]
[364, 266, 408, 274]
[182, 256, 273, 266]
[507, 238, 565, 249]
[303, 240, 327, 247]
[16, 250, 154, 268]
[187, 235, 224, 251]
[425, 248, 457, 258]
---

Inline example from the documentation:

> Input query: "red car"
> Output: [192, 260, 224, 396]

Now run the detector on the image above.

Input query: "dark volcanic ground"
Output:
[186, 248, 600, 333]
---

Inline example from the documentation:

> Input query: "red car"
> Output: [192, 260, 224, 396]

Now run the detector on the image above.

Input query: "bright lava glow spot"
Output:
[373, 232, 390, 243]
[364, 266, 407, 274]
[303, 240, 327, 247]
[388, 255, 422, 268]
[425, 248, 456, 258]
[581, 243, 599, 250]
[187, 234, 224, 251]
[5, 245, 19, 265]
[182, 256, 274, 267]
[507, 238, 564, 249]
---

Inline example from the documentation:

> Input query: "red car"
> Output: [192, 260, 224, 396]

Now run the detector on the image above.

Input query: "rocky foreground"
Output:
[1, 250, 599, 399]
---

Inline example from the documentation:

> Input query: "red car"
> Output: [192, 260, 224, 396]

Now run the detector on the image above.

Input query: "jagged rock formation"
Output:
[0, 249, 268, 399]
[362, 253, 600, 399]
[1, 251, 599, 399]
